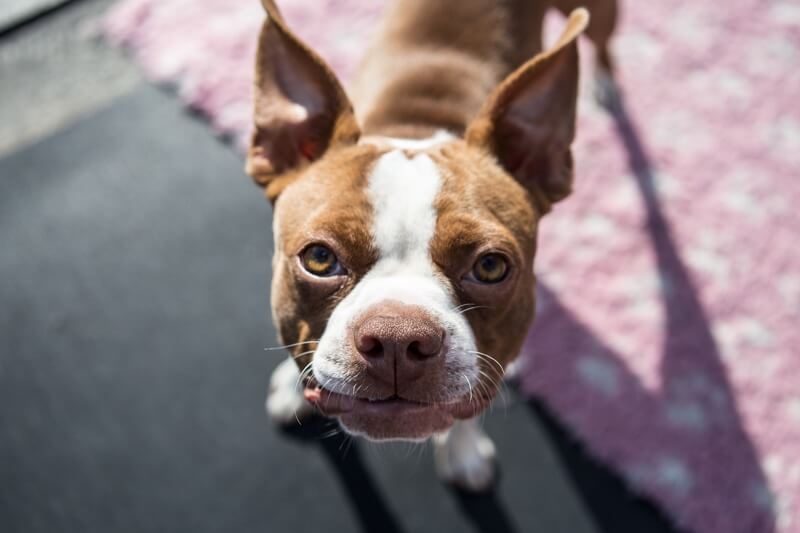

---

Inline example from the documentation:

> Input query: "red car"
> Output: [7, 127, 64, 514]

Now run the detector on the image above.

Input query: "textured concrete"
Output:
[0, 0, 70, 32]
[0, 0, 139, 156]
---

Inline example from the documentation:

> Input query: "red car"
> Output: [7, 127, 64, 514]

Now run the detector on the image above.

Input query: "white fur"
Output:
[369, 150, 442, 263]
[312, 149, 478, 401]
[433, 418, 497, 491]
[266, 357, 314, 424]
[361, 130, 455, 150]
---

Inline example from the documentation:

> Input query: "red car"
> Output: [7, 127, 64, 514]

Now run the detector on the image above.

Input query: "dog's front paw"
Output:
[265, 357, 314, 425]
[433, 419, 497, 492]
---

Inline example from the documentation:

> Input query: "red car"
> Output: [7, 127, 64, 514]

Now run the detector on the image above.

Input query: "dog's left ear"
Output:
[246, 0, 360, 202]
[465, 9, 589, 212]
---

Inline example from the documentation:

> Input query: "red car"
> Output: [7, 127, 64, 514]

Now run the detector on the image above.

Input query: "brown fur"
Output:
[430, 142, 539, 375]
[248, 0, 616, 414]
[269, 144, 381, 368]
[350, 0, 615, 138]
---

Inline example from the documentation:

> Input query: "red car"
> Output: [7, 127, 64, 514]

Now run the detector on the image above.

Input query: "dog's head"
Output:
[248, 0, 588, 440]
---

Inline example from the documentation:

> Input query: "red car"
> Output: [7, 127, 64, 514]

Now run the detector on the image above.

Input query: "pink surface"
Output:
[105, 1, 800, 532]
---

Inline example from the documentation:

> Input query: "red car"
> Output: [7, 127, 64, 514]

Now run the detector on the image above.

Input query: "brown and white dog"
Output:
[247, 0, 617, 490]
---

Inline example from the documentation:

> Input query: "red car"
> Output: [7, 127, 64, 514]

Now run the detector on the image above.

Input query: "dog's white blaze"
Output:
[313, 148, 478, 399]
[359, 130, 456, 150]
[361, 130, 455, 151]
[368, 150, 441, 266]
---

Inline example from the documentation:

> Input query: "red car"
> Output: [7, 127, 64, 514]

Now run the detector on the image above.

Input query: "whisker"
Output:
[471, 352, 509, 410]
[291, 349, 316, 360]
[320, 377, 332, 411]
[472, 357, 507, 403]
[462, 373, 474, 404]
[264, 340, 319, 351]
[464, 353, 507, 416]
[287, 360, 314, 425]
[456, 305, 490, 315]
[469, 350, 505, 375]
[295, 361, 314, 392]
[318, 427, 343, 440]
[478, 368, 509, 413]
[339, 433, 354, 454]
[474, 354, 505, 382]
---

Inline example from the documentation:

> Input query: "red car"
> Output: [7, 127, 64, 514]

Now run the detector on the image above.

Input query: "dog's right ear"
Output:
[465, 9, 588, 213]
[246, 0, 360, 202]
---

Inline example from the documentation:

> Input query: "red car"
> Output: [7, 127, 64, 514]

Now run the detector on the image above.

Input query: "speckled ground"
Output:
[0, 0, 138, 156]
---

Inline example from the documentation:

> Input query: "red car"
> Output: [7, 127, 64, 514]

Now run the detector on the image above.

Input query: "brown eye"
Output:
[301, 245, 342, 276]
[471, 253, 508, 284]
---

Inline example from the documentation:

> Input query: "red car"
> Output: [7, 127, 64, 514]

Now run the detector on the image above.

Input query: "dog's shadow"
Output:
[519, 98, 777, 532]
[280, 416, 406, 533]
[280, 415, 517, 533]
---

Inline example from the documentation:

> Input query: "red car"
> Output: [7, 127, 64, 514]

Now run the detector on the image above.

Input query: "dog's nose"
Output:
[354, 302, 445, 388]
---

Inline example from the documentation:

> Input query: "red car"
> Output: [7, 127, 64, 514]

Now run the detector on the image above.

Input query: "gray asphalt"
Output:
[0, 0, 138, 156]
[0, 0, 71, 32]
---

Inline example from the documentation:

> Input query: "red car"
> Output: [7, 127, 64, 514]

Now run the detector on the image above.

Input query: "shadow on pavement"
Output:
[520, 97, 776, 533]
[448, 484, 518, 533]
[281, 415, 406, 533]
[281, 414, 522, 533]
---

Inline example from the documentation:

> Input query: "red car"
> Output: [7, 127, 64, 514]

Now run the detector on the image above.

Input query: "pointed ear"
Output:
[465, 9, 589, 212]
[246, 0, 360, 201]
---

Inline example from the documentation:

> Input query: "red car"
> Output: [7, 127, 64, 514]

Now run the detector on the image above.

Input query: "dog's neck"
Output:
[349, 0, 546, 139]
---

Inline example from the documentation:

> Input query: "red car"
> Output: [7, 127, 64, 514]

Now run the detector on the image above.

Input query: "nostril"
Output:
[407, 341, 427, 360]
[407, 333, 443, 361]
[357, 335, 384, 359]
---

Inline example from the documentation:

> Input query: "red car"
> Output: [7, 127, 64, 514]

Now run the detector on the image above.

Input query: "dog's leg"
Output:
[552, 0, 621, 108]
[584, 0, 621, 109]
[265, 357, 314, 424]
[433, 418, 497, 492]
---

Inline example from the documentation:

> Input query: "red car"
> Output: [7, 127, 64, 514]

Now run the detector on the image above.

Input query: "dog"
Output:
[247, 0, 617, 491]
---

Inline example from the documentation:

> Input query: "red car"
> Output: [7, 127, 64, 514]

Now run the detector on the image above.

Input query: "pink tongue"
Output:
[303, 387, 356, 414]
[303, 387, 322, 403]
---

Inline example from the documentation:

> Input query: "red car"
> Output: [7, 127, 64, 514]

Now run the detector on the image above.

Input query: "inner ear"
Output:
[466, 8, 588, 212]
[246, 0, 360, 201]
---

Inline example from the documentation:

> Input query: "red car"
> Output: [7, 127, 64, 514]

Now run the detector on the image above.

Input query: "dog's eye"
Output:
[471, 253, 508, 284]
[301, 245, 341, 276]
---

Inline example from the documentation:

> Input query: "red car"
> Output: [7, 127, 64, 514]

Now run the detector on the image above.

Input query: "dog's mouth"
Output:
[303, 386, 429, 415]
[302, 379, 492, 440]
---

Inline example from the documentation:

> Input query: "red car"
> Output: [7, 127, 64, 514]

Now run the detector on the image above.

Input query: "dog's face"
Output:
[248, 1, 587, 440]
[270, 141, 538, 439]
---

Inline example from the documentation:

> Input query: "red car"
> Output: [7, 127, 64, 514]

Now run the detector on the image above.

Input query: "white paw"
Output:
[593, 67, 622, 110]
[265, 357, 314, 424]
[504, 359, 520, 382]
[433, 419, 497, 492]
